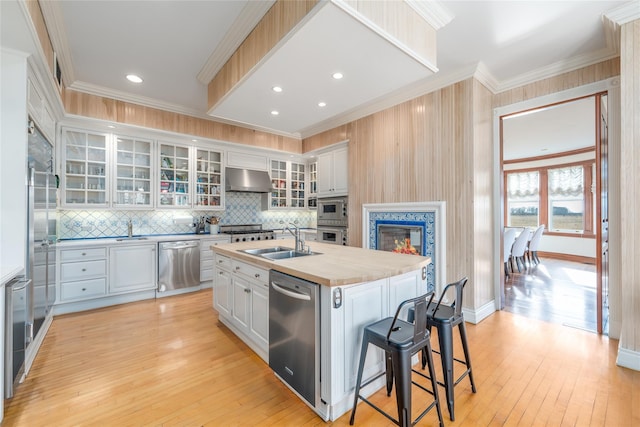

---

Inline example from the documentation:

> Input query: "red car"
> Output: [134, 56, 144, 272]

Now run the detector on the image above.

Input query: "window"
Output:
[506, 171, 539, 227]
[505, 161, 594, 236]
[548, 166, 584, 232]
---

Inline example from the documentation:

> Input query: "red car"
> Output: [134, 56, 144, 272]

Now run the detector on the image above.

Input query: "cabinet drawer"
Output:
[232, 260, 268, 285]
[60, 247, 107, 262]
[215, 254, 231, 271]
[201, 259, 213, 282]
[61, 260, 107, 281]
[60, 278, 107, 301]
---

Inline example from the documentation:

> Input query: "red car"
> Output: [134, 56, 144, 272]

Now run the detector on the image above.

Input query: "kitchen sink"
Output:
[116, 237, 149, 241]
[260, 250, 319, 260]
[240, 246, 293, 255]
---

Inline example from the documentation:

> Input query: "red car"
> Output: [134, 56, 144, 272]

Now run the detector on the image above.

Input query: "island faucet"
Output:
[127, 219, 133, 238]
[280, 220, 305, 252]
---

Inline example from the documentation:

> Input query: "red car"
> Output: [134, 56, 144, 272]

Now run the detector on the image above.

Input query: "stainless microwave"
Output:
[317, 226, 348, 246]
[317, 196, 347, 226]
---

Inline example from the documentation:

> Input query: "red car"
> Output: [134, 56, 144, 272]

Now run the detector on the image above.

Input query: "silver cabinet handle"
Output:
[235, 266, 240, 271]
[254, 273, 260, 278]
[82, 288, 87, 291]
[244, 288, 251, 293]
[82, 268, 86, 272]
[82, 252, 86, 256]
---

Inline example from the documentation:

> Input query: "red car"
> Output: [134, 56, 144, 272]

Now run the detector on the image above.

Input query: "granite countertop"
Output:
[211, 240, 430, 287]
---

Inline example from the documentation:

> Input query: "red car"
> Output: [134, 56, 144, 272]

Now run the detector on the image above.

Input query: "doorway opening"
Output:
[498, 94, 608, 334]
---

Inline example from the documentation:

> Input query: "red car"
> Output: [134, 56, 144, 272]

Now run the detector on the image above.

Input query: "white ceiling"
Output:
[37, 0, 631, 138]
[502, 97, 596, 161]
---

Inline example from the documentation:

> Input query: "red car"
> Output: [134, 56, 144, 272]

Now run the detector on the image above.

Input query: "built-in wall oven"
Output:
[317, 196, 348, 245]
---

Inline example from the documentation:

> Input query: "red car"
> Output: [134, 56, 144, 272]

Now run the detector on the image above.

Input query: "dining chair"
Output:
[527, 224, 545, 265]
[503, 228, 518, 278]
[511, 228, 530, 272]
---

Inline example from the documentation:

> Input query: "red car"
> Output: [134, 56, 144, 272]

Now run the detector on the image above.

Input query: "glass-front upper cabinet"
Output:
[113, 136, 152, 208]
[159, 143, 190, 207]
[195, 148, 223, 209]
[290, 162, 305, 208]
[62, 128, 108, 207]
[270, 160, 287, 208]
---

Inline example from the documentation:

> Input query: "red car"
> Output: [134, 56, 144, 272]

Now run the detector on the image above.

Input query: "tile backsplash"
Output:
[58, 192, 316, 239]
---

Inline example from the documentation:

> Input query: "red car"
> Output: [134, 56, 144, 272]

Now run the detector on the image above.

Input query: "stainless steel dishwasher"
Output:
[157, 240, 200, 292]
[269, 270, 319, 407]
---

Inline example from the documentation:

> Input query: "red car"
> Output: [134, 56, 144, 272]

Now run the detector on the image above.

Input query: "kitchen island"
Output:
[211, 240, 430, 421]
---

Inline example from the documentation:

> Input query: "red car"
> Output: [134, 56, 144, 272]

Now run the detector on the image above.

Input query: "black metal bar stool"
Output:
[421, 277, 477, 421]
[349, 293, 444, 427]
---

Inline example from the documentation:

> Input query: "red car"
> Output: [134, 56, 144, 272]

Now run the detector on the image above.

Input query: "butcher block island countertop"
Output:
[211, 240, 431, 286]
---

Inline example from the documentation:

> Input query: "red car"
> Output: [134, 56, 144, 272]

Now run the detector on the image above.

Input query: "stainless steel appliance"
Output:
[317, 196, 347, 223]
[225, 167, 273, 193]
[4, 120, 57, 398]
[317, 227, 348, 246]
[269, 270, 320, 407]
[219, 224, 275, 243]
[4, 277, 30, 398]
[157, 240, 200, 292]
[317, 196, 348, 245]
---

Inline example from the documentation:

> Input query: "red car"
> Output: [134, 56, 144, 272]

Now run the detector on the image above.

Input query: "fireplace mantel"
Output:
[362, 201, 446, 294]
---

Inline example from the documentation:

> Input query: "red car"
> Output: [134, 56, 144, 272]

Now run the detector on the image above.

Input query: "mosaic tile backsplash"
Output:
[59, 192, 316, 239]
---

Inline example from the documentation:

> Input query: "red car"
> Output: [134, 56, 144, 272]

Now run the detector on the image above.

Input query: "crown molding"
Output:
[196, 0, 275, 85]
[605, 1, 640, 25]
[473, 62, 500, 93]
[405, 0, 454, 30]
[39, 0, 76, 84]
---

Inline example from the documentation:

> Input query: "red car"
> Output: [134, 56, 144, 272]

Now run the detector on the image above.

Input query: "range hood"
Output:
[225, 167, 273, 193]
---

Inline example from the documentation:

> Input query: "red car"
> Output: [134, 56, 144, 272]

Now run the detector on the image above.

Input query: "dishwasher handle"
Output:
[160, 241, 199, 250]
[271, 281, 311, 301]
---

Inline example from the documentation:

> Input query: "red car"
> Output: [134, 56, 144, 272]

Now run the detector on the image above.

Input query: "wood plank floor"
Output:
[4, 289, 639, 426]
[504, 258, 599, 332]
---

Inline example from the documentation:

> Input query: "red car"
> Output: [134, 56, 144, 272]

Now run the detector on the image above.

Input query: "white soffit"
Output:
[208, 1, 437, 136]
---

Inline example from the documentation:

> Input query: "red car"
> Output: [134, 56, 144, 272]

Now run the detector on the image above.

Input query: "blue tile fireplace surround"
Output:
[363, 202, 446, 295]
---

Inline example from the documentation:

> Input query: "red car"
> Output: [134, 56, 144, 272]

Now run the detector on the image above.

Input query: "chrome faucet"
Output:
[127, 219, 133, 238]
[281, 220, 305, 252]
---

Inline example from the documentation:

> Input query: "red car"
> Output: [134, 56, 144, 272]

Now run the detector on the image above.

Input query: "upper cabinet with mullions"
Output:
[113, 136, 153, 208]
[62, 128, 109, 207]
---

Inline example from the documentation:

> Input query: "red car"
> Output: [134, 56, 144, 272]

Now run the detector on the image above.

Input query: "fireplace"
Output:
[362, 202, 446, 294]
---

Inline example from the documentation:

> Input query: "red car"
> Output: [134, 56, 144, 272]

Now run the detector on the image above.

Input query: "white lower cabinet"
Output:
[320, 269, 424, 421]
[200, 236, 230, 287]
[109, 244, 156, 293]
[213, 254, 269, 360]
[58, 247, 108, 303]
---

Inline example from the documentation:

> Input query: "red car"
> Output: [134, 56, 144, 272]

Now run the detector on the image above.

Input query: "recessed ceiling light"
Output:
[318, 102, 327, 107]
[271, 110, 279, 116]
[107, 125, 116, 129]
[332, 72, 343, 80]
[192, 139, 197, 142]
[126, 74, 143, 83]
[272, 86, 283, 93]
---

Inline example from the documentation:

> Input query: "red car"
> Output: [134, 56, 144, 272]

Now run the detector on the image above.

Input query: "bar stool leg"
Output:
[437, 324, 456, 421]
[423, 340, 445, 427]
[391, 351, 412, 427]
[385, 351, 393, 396]
[458, 322, 477, 393]
[349, 336, 370, 425]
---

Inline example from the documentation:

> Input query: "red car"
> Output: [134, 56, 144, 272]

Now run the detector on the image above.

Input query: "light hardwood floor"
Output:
[4, 289, 639, 426]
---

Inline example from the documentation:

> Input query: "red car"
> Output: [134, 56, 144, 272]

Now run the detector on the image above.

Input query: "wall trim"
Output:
[463, 300, 496, 325]
[616, 346, 640, 372]
[537, 251, 596, 265]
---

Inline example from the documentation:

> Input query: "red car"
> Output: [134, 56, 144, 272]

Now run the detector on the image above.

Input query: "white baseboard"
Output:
[617, 346, 640, 371]
[463, 300, 496, 324]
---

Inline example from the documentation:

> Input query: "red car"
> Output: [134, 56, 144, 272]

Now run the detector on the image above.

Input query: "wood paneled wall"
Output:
[493, 58, 620, 108]
[207, 0, 318, 110]
[619, 19, 640, 354]
[305, 78, 495, 311]
[25, 0, 55, 79]
[64, 89, 302, 152]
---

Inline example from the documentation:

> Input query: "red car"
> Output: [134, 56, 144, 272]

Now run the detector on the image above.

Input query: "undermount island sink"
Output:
[240, 247, 320, 260]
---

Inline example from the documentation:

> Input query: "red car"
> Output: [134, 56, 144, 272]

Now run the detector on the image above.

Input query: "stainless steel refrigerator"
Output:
[4, 119, 57, 398]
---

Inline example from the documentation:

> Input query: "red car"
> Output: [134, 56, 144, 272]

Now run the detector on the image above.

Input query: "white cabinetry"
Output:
[58, 247, 108, 302]
[113, 136, 153, 208]
[265, 159, 306, 209]
[108, 244, 156, 293]
[158, 142, 190, 207]
[194, 148, 224, 209]
[61, 128, 109, 207]
[27, 77, 55, 143]
[213, 255, 269, 360]
[320, 268, 424, 420]
[200, 236, 231, 287]
[317, 147, 348, 197]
